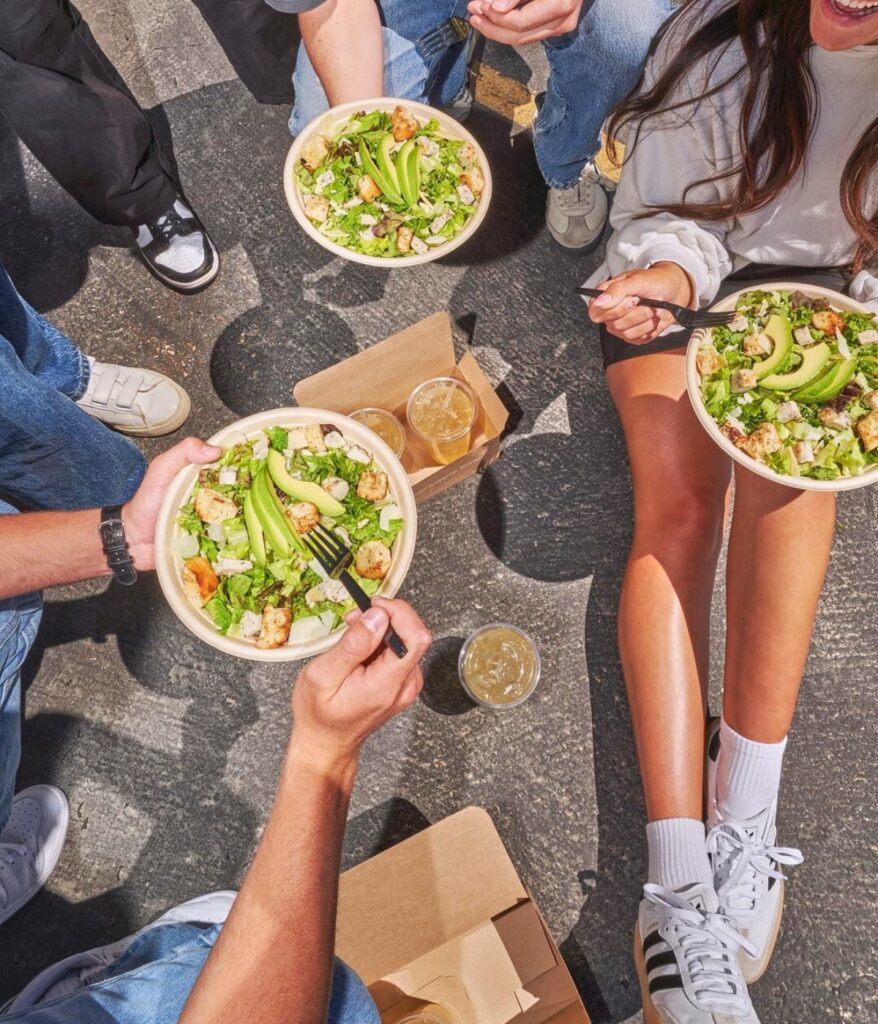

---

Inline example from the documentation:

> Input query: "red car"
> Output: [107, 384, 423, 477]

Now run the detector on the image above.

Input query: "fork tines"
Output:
[415, 17, 470, 63]
[302, 523, 351, 576]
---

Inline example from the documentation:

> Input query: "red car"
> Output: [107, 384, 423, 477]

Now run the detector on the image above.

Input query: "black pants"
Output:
[600, 264, 852, 368]
[0, 0, 298, 227]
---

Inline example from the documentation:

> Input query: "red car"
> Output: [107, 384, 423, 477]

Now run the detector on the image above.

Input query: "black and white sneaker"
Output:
[705, 720, 803, 983]
[635, 882, 761, 1023]
[132, 198, 219, 292]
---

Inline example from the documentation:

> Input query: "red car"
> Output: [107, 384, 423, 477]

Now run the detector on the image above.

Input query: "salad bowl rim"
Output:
[686, 282, 878, 492]
[284, 97, 493, 269]
[154, 406, 418, 662]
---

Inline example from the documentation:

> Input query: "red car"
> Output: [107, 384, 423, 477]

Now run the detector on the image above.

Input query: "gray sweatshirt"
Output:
[591, 2, 878, 312]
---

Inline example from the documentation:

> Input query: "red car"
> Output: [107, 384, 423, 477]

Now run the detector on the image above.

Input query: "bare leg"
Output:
[723, 466, 835, 742]
[607, 351, 732, 822]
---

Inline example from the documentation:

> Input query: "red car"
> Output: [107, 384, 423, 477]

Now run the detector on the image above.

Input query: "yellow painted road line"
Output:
[473, 61, 623, 183]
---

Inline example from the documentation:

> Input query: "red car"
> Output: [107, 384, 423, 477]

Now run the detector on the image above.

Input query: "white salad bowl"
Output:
[284, 97, 492, 268]
[154, 407, 418, 662]
[686, 283, 878, 492]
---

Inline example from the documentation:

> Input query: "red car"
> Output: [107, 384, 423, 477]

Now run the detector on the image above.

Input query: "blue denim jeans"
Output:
[289, 0, 675, 188]
[0, 922, 380, 1023]
[0, 262, 146, 834]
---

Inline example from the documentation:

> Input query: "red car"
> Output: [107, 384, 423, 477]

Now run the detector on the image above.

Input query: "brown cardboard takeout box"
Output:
[336, 807, 590, 1024]
[293, 313, 509, 503]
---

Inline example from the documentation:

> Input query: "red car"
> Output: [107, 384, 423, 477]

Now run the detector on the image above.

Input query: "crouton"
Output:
[696, 346, 726, 378]
[357, 175, 381, 202]
[356, 471, 388, 503]
[776, 401, 801, 423]
[865, 390, 878, 411]
[321, 476, 350, 502]
[257, 606, 292, 649]
[459, 166, 485, 196]
[791, 441, 814, 464]
[303, 193, 330, 224]
[355, 540, 392, 580]
[457, 142, 477, 168]
[731, 368, 758, 393]
[391, 105, 419, 142]
[743, 332, 772, 356]
[182, 556, 218, 608]
[818, 406, 851, 431]
[304, 424, 326, 453]
[735, 422, 782, 462]
[811, 309, 845, 336]
[300, 133, 330, 172]
[396, 225, 414, 254]
[194, 488, 239, 524]
[855, 410, 878, 452]
[720, 420, 745, 444]
[287, 501, 319, 534]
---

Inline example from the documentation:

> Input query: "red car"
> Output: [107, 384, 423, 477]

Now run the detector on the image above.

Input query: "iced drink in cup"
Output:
[458, 624, 541, 709]
[350, 407, 406, 459]
[396, 1007, 459, 1024]
[406, 377, 477, 465]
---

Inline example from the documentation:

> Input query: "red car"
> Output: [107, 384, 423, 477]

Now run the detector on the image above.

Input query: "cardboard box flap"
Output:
[293, 312, 456, 414]
[336, 807, 528, 984]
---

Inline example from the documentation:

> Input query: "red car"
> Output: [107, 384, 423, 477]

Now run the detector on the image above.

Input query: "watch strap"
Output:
[100, 506, 138, 586]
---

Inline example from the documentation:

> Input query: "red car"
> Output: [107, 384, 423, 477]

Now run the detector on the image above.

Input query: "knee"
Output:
[632, 487, 726, 562]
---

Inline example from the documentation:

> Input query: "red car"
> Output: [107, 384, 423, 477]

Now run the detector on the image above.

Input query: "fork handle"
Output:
[339, 570, 408, 659]
[577, 285, 683, 317]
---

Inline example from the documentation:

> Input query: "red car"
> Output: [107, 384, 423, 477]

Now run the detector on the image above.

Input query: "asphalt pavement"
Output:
[0, 4, 875, 1021]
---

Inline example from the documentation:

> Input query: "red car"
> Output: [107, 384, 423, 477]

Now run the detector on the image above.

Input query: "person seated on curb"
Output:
[0, 438, 220, 931]
[0, 591, 430, 1023]
[267, 0, 676, 254]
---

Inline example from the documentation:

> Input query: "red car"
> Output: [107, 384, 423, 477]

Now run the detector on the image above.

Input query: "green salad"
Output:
[697, 289, 878, 481]
[174, 423, 404, 648]
[294, 104, 485, 259]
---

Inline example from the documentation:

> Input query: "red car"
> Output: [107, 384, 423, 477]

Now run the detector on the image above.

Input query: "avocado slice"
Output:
[761, 341, 831, 391]
[753, 314, 794, 380]
[395, 140, 418, 206]
[359, 138, 403, 205]
[251, 468, 295, 558]
[243, 489, 266, 564]
[793, 356, 857, 404]
[377, 134, 401, 194]
[267, 450, 345, 518]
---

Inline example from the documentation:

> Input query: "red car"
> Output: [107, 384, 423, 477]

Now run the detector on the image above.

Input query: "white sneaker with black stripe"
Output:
[635, 882, 761, 1023]
[132, 197, 219, 292]
[705, 720, 803, 983]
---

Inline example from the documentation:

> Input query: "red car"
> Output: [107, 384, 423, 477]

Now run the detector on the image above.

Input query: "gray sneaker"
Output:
[545, 170, 610, 254]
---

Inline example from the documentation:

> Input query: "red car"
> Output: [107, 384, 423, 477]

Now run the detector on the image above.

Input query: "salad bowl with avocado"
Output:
[284, 98, 491, 267]
[155, 409, 417, 661]
[687, 284, 878, 491]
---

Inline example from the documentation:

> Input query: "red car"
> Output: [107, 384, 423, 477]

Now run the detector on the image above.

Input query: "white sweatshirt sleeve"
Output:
[849, 268, 878, 316]
[594, 6, 737, 305]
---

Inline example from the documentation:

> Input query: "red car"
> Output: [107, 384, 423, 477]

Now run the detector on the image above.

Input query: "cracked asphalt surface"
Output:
[0, 4, 875, 1021]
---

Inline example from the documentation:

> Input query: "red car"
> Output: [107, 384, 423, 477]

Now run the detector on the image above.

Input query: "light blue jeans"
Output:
[0, 921, 380, 1022]
[0, 261, 146, 835]
[289, 0, 676, 188]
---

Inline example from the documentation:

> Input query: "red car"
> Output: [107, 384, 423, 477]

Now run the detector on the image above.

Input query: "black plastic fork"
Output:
[415, 8, 471, 63]
[301, 523, 407, 659]
[577, 286, 736, 330]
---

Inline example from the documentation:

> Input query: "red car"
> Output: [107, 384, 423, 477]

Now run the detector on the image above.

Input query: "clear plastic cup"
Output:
[396, 1008, 458, 1024]
[458, 623, 541, 710]
[349, 407, 406, 460]
[406, 377, 478, 466]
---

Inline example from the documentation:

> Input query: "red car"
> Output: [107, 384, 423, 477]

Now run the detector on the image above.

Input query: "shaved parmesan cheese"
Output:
[379, 503, 402, 532]
[835, 327, 851, 359]
[172, 534, 199, 558]
[288, 616, 332, 644]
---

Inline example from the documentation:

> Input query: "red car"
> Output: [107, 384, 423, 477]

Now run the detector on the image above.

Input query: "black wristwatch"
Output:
[100, 506, 138, 586]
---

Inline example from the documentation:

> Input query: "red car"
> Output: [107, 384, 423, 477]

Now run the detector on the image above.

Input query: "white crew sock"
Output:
[717, 715, 787, 820]
[646, 818, 713, 890]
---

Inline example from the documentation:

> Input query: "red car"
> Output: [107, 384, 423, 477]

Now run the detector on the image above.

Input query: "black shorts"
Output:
[600, 264, 852, 369]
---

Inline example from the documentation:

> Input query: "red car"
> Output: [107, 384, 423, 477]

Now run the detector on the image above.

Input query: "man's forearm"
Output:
[300, 0, 384, 106]
[179, 742, 357, 1024]
[0, 509, 110, 599]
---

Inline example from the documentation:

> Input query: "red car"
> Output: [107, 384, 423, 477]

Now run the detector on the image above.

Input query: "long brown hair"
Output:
[606, 0, 878, 273]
